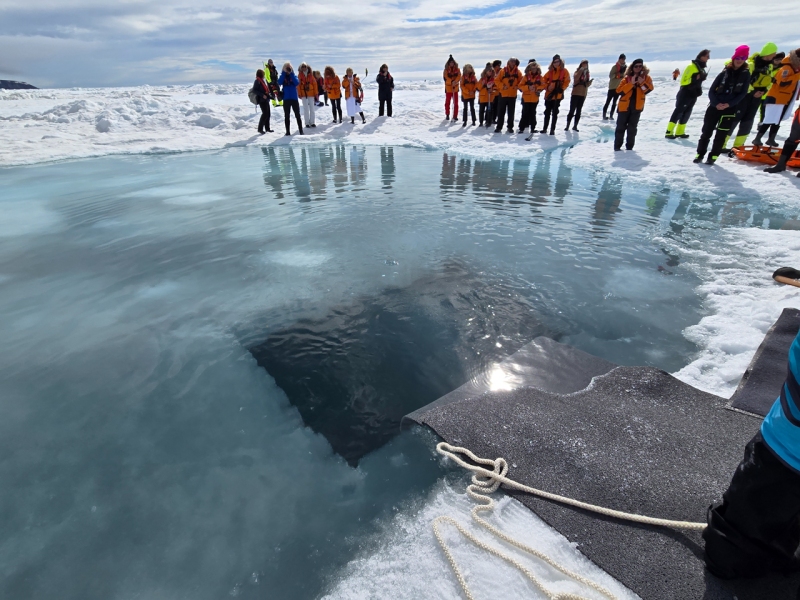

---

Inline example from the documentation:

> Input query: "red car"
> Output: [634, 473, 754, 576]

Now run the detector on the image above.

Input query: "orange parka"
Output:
[298, 72, 318, 98]
[765, 55, 800, 106]
[615, 68, 654, 112]
[495, 66, 522, 98]
[491, 66, 502, 100]
[542, 66, 571, 101]
[342, 75, 362, 100]
[324, 75, 342, 100]
[477, 75, 494, 103]
[460, 74, 478, 100]
[444, 66, 461, 93]
[518, 72, 544, 103]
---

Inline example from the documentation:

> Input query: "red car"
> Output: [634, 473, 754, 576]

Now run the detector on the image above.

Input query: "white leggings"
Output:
[302, 97, 316, 125]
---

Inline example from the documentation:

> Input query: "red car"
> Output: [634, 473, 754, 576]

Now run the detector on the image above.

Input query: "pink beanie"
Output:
[732, 45, 750, 61]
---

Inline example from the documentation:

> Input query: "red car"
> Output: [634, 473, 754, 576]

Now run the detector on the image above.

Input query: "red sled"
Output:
[731, 145, 800, 168]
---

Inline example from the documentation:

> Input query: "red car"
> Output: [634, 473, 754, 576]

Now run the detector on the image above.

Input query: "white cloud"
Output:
[0, 0, 796, 87]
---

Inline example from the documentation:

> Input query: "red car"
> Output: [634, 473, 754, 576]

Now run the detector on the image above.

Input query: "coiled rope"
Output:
[433, 442, 706, 600]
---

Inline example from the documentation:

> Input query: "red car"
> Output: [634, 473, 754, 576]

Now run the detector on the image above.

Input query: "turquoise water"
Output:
[0, 145, 790, 598]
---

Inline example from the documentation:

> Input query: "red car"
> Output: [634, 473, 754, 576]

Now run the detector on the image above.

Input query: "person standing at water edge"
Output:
[324, 66, 343, 123]
[666, 49, 709, 139]
[494, 58, 522, 133]
[477, 63, 495, 127]
[277, 62, 303, 136]
[314, 70, 326, 106]
[540, 55, 570, 135]
[603, 54, 627, 120]
[752, 49, 800, 148]
[343, 68, 367, 124]
[614, 58, 654, 151]
[517, 61, 543, 134]
[266, 59, 282, 106]
[252, 69, 274, 135]
[725, 42, 778, 152]
[491, 59, 503, 123]
[694, 46, 751, 164]
[376, 64, 394, 117]
[704, 329, 800, 578]
[443, 55, 461, 121]
[298, 63, 317, 128]
[565, 60, 592, 132]
[460, 64, 478, 126]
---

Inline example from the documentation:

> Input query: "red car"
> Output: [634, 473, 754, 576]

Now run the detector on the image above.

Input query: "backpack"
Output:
[248, 86, 259, 105]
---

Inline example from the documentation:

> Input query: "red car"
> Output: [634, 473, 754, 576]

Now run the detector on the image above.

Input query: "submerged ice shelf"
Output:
[0, 140, 798, 599]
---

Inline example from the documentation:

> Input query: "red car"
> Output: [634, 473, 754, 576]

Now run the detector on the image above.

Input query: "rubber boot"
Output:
[540, 114, 550, 134]
[549, 116, 557, 135]
[573, 115, 580, 131]
[564, 116, 571, 131]
[675, 123, 689, 138]
[752, 124, 768, 147]
[766, 124, 780, 147]
[765, 142, 798, 173]
[726, 133, 749, 156]
[665, 121, 676, 139]
[298, 118, 304, 135]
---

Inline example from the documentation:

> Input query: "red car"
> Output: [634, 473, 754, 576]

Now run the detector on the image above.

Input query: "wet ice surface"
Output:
[0, 145, 796, 599]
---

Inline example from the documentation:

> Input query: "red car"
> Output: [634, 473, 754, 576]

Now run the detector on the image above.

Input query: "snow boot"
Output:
[675, 123, 689, 138]
[573, 115, 580, 131]
[541, 114, 550, 133]
[462, 121, 467, 127]
[765, 142, 798, 173]
[766, 125, 781, 147]
[665, 121, 676, 139]
[549, 116, 557, 135]
[705, 155, 717, 165]
[693, 154, 703, 163]
[351, 117, 355, 124]
[752, 124, 768, 147]
[564, 116, 572, 131]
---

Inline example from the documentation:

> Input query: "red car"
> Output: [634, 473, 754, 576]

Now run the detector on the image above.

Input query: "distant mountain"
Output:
[0, 80, 37, 90]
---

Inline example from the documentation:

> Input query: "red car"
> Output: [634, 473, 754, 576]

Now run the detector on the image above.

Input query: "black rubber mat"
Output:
[407, 366, 800, 599]
[730, 308, 800, 416]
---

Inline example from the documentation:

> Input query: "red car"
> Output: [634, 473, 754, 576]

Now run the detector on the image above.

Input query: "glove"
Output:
[763, 96, 776, 104]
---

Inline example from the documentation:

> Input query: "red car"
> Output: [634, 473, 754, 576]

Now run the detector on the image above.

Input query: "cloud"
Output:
[0, 0, 796, 87]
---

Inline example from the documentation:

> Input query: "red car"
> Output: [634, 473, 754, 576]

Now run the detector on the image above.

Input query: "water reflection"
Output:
[380, 147, 395, 190]
[591, 175, 623, 237]
[553, 148, 572, 202]
[262, 145, 372, 201]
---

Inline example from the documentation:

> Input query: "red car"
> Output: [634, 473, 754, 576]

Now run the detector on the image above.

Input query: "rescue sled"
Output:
[731, 145, 800, 168]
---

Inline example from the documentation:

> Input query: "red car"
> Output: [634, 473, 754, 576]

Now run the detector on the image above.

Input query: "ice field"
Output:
[2, 68, 800, 599]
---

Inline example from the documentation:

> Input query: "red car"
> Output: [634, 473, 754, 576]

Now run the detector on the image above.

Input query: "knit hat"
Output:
[553, 54, 561, 61]
[631, 58, 644, 67]
[619, 53, 626, 60]
[760, 42, 778, 56]
[732, 45, 750, 61]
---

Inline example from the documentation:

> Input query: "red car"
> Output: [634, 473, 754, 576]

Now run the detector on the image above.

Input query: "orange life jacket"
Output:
[460, 74, 477, 100]
[496, 66, 522, 98]
[444, 67, 461, 93]
[518, 73, 544, 102]
[324, 75, 342, 100]
[298, 72, 318, 98]
[542, 67, 570, 101]
[342, 75, 362, 100]
[477, 76, 493, 103]
[615, 72, 654, 111]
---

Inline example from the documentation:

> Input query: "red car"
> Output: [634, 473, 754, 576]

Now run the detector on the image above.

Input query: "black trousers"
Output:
[330, 98, 342, 121]
[603, 89, 619, 118]
[282, 99, 302, 134]
[379, 96, 393, 117]
[479, 102, 491, 126]
[669, 87, 699, 125]
[731, 91, 763, 139]
[258, 100, 271, 132]
[697, 105, 739, 158]
[491, 95, 500, 123]
[518, 101, 538, 132]
[614, 109, 642, 150]
[541, 99, 562, 132]
[566, 95, 586, 128]
[462, 98, 476, 123]
[704, 433, 800, 579]
[494, 97, 516, 131]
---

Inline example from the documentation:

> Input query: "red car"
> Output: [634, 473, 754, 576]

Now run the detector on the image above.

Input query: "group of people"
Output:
[252, 59, 390, 136]
[663, 42, 800, 176]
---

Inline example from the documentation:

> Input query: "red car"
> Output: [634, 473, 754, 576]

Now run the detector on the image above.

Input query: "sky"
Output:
[0, 0, 797, 88]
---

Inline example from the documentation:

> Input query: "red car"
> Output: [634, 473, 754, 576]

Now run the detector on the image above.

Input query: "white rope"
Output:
[433, 442, 706, 600]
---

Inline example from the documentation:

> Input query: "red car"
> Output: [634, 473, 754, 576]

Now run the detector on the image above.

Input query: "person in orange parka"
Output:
[752, 48, 800, 147]
[342, 67, 366, 124]
[324, 66, 343, 123]
[443, 55, 461, 121]
[614, 58, 654, 151]
[477, 63, 495, 127]
[298, 62, 319, 127]
[494, 57, 522, 133]
[460, 64, 478, 127]
[517, 61, 544, 134]
[539, 55, 571, 135]
[491, 59, 502, 124]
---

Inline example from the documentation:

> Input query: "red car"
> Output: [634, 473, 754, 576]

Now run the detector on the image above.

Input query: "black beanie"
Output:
[632, 58, 643, 67]
[553, 54, 561, 61]
[619, 53, 626, 59]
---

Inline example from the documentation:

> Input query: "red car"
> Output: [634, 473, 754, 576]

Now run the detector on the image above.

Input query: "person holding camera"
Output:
[565, 59, 592, 132]
[252, 69, 274, 134]
[614, 58, 654, 151]
[376, 64, 395, 117]
[277, 62, 303, 136]
[343, 68, 366, 124]
[298, 63, 318, 128]
[493, 57, 522, 133]
[324, 66, 343, 123]
[540, 55, 570, 135]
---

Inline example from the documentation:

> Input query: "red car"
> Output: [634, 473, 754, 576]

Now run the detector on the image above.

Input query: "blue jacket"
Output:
[277, 72, 299, 101]
[761, 331, 800, 473]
